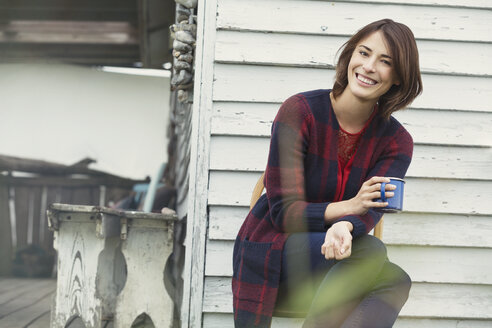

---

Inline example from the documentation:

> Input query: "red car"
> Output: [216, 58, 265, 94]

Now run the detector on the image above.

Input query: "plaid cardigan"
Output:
[232, 89, 413, 327]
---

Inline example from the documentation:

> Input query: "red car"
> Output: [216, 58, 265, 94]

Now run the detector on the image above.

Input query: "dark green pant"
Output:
[276, 233, 411, 328]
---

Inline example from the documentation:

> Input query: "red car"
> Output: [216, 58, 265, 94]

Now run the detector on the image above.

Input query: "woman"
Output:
[232, 19, 423, 328]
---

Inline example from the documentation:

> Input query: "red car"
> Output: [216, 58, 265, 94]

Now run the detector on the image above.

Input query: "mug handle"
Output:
[380, 182, 386, 202]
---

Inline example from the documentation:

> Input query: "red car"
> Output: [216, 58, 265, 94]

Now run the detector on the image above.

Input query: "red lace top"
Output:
[337, 106, 378, 169]
[338, 128, 363, 168]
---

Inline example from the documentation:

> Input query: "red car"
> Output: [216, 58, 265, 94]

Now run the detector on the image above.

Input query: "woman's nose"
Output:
[363, 59, 376, 72]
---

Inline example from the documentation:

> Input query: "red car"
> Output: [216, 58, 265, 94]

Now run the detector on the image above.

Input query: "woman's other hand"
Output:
[348, 176, 395, 215]
[322, 221, 353, 260]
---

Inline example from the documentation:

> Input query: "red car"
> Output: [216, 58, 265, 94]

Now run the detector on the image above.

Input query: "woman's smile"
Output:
[355, 73, 378, 86]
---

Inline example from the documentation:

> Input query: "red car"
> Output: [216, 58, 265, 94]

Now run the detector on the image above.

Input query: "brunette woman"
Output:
[233, 19, 423, 328]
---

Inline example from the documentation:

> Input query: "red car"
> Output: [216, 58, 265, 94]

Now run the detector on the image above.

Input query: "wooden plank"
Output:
[0, 20, 137, 44]
[402, 283, 492, 318]
[395, 317, 492, 328]
[0, 175, 138, 188]
[217, 0, 492, 42]
[215, 31, 492, 76]
[180, 0, 218, 326]
[0, 278, 31, 294]
[60, 187, 73, 204]
[26, 310, 51, 328]
[209, 136, 492, 180]
[38, 187, 48, 247]
[203, 277, 492, 318]
[203, 313, 492, 328]
[208, 171, 492, 215]
[0, 280, 55, 327]
[0, 185, 12, 275]
[42, 187, 60, 252]
[212, 103, 492, 147]
[211, 101, 276, 137]
[213, 64, 492, 112]
[392, 109, 492, 147]
[387, 245, 492, 284]
[30, 187, 42, 246]
[0, 279, 52, 305]
[340, 0, 492, 9]
[204, 313, 304, 328]
[204, 240, 492, 284]
[0, 279, 55, 318]
[209, 206, 245, 241]
[209, 206, 492, 248]
[14, 187, 29, 250]
[71, 187, 94, 206]
[384, 212, 492, 248]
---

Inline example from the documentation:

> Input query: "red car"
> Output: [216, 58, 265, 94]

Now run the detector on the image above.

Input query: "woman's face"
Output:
[345, 31, 400, 103]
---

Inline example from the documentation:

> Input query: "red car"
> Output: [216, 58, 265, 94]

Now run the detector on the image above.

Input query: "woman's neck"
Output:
[330, 91, 377, 134]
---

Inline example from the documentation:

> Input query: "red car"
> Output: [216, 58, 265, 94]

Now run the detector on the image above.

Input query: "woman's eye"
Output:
[359, 51, 368, 56]
[382, 60, 392, 66]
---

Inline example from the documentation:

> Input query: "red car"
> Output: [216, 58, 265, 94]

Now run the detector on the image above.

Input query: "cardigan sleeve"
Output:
[265, 95, 330, 233]
[334, 123, 414, 237]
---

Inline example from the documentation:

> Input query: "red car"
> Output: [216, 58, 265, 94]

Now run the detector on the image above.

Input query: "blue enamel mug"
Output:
[374, 177, 405, 213]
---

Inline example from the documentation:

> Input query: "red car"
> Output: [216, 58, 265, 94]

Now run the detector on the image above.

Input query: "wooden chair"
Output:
[250, 172, 384, 240]
[250, 172, 384, 319]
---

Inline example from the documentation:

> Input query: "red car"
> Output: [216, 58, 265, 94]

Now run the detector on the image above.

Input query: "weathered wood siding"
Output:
[184, 0, 492, 327]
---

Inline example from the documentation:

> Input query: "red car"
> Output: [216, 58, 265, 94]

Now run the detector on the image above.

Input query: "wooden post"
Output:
[0, 185, 12, 275]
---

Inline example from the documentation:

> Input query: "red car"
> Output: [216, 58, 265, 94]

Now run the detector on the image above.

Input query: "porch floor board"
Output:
[0, 277, 55, 328]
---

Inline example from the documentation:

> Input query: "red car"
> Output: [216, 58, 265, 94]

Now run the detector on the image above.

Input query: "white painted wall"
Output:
[182, 0, 492, 327]
[0, 63, 171, 180]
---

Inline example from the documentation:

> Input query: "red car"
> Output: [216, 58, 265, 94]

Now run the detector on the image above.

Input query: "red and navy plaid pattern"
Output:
[232, 89, 413, 327]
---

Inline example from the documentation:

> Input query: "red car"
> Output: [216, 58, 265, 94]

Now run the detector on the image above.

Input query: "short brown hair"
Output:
[332, 19, 423, 119]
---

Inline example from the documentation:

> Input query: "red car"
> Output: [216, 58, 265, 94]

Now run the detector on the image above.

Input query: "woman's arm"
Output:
[321, 176, 395, 260]
[334, 125, 413, 237]
[323, 176, 396, 223]
[265, 94, 331, 233]
[322, 124, 413, 259]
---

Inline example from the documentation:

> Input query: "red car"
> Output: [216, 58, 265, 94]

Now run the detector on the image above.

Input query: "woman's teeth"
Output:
[357, 74, 376, 85]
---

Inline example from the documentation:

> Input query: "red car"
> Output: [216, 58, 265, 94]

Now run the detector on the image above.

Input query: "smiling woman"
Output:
[232, 19, 423, 328]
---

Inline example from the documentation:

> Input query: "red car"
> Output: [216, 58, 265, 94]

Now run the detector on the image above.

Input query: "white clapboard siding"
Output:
[184, 0, 492, 327]
[213, 64, 492, 112]
[216, 31, 492, 76]
[328, 0, 492, 9]
[212, 103, 492, 147]
[203, 313, 492, 328]
[209, 206, 492, 248]
[205, 240, 492, 285]
[203, 276, 492, 319]
[217, 0, 492, 42]
[209, 136, 492, 179]
[208, 171, 492, 215]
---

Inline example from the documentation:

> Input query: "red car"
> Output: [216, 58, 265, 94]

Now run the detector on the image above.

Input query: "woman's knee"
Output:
[381, 262, 412, 305]
[395, 265, 412, 300]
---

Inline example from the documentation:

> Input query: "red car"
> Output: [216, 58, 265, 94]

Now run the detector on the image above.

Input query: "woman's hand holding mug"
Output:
[348, 176, 396, 215]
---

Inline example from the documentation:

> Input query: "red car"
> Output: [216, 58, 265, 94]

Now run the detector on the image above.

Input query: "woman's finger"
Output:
[368, 183, 382, 193]
[337, 246, 352, 260]
[368, 176, 390, 185]
[325, 240, 336, 259]
[366, 200, 389, 207]
[385, 183, 396, 191]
